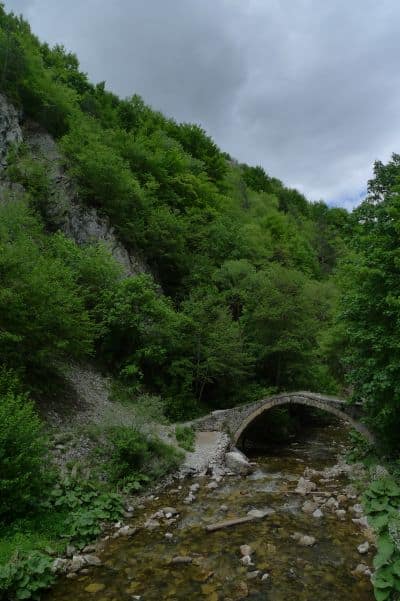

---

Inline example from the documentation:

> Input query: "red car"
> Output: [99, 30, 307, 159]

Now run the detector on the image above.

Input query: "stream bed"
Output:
[46, 424, 375, 600]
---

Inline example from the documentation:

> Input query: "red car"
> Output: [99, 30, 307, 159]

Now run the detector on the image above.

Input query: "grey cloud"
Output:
[4, 0, 400, 206]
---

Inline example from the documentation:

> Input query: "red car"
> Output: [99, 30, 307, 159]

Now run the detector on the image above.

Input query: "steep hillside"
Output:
[0, 6, 349, 424]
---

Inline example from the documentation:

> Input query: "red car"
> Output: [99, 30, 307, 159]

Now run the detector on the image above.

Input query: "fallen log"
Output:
[205, 515, 265, 532]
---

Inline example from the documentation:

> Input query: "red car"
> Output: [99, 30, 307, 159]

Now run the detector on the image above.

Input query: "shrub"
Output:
[106, 427, 183, 492]
[0, 551, 55, 601]
[0, 371, 48, 521]
[363, 478, 400, 600]
[175, 425, 195, 452]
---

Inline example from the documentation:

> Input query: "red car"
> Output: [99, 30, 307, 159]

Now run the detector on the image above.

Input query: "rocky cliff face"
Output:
[0, 93, 148, 277]
[0, 94, 22, 169]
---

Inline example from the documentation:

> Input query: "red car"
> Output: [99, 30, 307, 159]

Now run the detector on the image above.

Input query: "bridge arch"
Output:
[233, 393, 374, 446]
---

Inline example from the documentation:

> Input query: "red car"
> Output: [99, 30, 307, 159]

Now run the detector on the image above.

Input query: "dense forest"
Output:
[1, 4, 400, 600]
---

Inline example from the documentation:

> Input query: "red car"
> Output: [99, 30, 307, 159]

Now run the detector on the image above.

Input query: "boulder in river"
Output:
[225, 450, 255, 475]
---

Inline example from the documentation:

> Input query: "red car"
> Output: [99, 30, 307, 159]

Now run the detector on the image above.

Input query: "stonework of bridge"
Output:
[193, 391, 374, 445]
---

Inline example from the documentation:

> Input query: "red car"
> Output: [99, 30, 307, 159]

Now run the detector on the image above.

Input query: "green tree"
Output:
[339, 154, 400, 452]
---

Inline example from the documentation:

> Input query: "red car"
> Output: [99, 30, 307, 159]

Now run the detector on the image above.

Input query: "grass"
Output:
[0, 510, 68, 565]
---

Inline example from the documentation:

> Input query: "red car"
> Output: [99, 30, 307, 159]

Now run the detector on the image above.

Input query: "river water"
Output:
[46, 424, 374, 600]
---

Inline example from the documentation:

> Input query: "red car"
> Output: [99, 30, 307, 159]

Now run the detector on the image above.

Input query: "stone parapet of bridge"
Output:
[192, 391, 374, 445]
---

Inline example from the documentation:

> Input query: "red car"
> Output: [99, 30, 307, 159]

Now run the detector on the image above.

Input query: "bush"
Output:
[175, 425, 195, 452]
[106, 427, 183, 492]
[0, 371, 48, 521]
[0, 551, 55, 601]
[363, 478, 400, 600]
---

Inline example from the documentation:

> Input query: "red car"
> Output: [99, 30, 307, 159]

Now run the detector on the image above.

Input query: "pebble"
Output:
[312, 508, 323, 518]
[165, 533, 173, 540]
[219, 504, 228, 512]
[261, 573, 270, 581]
[240, 555, 254, 566]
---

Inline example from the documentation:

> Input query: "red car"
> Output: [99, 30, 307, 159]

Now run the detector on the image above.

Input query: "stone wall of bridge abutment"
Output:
[190, 391, 374, 445]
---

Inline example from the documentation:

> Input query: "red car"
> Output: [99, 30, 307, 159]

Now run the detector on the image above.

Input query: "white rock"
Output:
[240, 545, 253, 556]
[261, 573, 270, 581]
[69, 555, 86, 572]
[144, 519, 160, 530]
[335, 509, 346, 521]
[295, 477, 317, 496]
[357, 541, 370, 554]
[82, 555, 102, 566]
[189, 483, 200, 492]
[225, 450, 255, 475]
[240, 555, 254, 566]
[171, 556, 192, 564]
[312, 509, 323, 518]
[219, 504, 228, 512]
[352, 516, 369, 528]
[247, 508, 275, 518]
[351, 504, 364, 515]
[302, 500, 317, 514]
[52, 558, 69, 574]
[247, 570, 261, 579]
[325, 497, 339, 511]
[161, 507, 178, 515]
[352, 563, 372, 577]
[165, 532, 173, 540]
[207, 481, 218, 490]
[119, 525, 136, 536]
[298, 535, 316, 547]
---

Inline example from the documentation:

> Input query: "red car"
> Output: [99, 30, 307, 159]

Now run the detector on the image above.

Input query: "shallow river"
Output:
[46, 425, 374, 600]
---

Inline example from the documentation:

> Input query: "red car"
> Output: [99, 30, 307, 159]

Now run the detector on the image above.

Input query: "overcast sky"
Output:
[5, 0, 400, 208]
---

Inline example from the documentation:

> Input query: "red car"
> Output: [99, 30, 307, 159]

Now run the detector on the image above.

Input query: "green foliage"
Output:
[0, 370, 48, 521]
[105, 427, 183, 492]
[0, 3, 348, 417]
[98, 274, 181, 391]
[338, 154, 400, 453]
[175, 425, 195, 452]
[0, 550, 55, 601]
[0, 200, 94, 386]
[363, 478, 400, 600]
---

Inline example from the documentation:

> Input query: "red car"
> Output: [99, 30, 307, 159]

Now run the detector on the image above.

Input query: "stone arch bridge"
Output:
[193, 391, 373, 445]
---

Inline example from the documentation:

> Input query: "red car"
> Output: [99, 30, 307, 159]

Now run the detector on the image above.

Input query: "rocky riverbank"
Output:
[46, 425, 375, 600]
